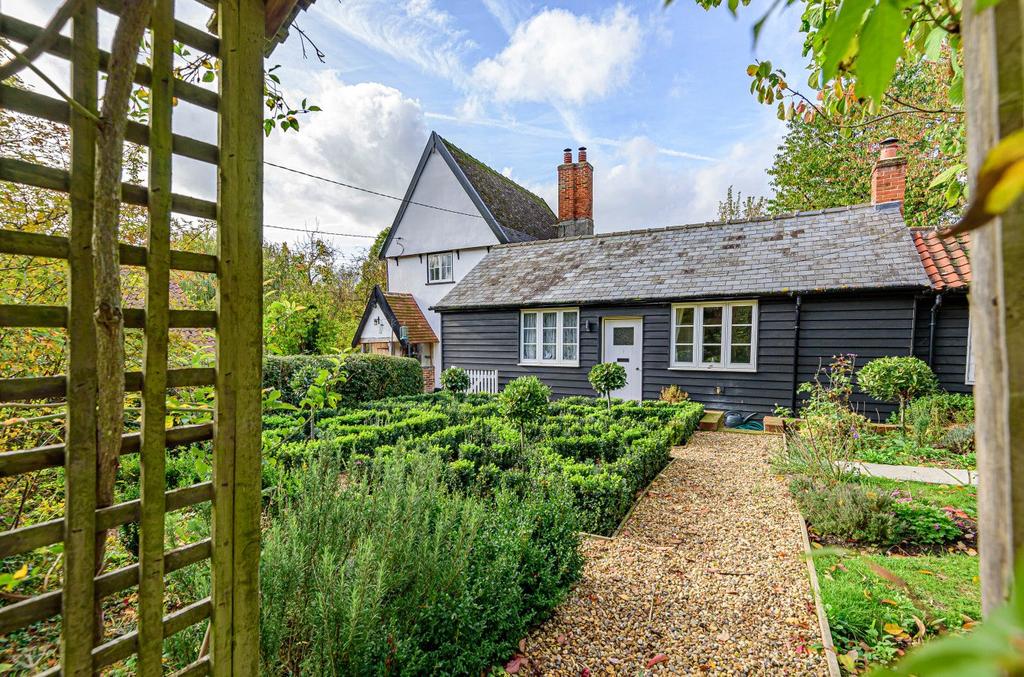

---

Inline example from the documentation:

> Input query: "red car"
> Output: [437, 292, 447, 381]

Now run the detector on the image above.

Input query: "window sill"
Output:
[426, 280, 455, 286]
[668, 365, 757, 373]
[518, 361, 580, 369]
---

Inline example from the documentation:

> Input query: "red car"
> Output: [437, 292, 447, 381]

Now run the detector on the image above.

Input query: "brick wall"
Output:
[422, 366, 435, 393]
[557, 147, 594, 236]
[871, 139, 907, 206]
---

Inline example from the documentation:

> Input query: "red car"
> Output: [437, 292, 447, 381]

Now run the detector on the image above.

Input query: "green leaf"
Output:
[948, 73, 964, 106]
[854, 0, 907, 103]
[928, 163, 966, 189]
[202, 70, 215, 83]
[820, 0, 871, 83]
[922, 26, 945, 60]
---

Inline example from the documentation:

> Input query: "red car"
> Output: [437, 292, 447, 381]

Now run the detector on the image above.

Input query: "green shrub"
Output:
[588, 362, 627, 410]
[900, 393, 974, 447]
[441, 366, 471, 395]
[259, 453, 582, 674]
[791, 477, 903, 546]
[263, 353, 423, 405]
[941, 424, 975, 456]
[857, 357, 939, 429]
[499, 376, 550, 447]
[891, 503, 961, 545]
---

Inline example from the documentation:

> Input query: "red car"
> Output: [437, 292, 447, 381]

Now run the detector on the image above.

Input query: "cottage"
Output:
[357, 133, 972, 419]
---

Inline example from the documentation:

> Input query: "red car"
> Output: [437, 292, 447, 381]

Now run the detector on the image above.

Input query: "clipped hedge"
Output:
[263, 353, 423, 405]
[265, 393, 704, 535]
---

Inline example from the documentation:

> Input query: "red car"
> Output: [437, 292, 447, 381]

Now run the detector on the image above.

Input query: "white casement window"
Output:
[427, 252, 454, 283]
[670, 301, 757, 371]
[521, 308, 579, 366]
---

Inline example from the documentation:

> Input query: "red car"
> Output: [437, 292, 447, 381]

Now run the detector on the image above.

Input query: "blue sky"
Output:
[9, 0, 809, 254]
[259, 0, 810, 251]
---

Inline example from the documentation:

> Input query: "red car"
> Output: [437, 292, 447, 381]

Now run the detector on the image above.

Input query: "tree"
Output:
[498, 376, 551, 450]
[717, 185, 768, 221]
[857, 357, 939, 432]
[766, 62, 964, 227]
[441, 367, 470, 398]
[588, 363, 627, 411]
[355, 228, 390, 302]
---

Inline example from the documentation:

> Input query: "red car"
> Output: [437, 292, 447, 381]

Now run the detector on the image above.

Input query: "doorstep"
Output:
[699, 410, 724, 431]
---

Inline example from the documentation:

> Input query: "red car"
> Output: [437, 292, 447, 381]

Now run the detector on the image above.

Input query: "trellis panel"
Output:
[0, 0, 270, 673]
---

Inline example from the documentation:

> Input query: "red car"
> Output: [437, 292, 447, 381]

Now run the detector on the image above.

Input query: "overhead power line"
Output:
[262, 223, 375, 238]
[264, 161, 486, 219]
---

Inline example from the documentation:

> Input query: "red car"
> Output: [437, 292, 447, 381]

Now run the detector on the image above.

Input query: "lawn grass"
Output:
[851, 476, 977, 517]
[854, 432, 975, 470]
[817, 551, 979, 672]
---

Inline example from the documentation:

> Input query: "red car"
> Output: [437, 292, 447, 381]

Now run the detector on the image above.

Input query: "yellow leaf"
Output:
[948, 129, 1024, 233]
[918, 569, 935, 576]
[880, 598, 899, 606]
[12, 564, 28, 580]
[884, 622, 904, 635]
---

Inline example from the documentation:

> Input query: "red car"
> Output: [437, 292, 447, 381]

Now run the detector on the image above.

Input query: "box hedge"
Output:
[263, 353, 424, 405]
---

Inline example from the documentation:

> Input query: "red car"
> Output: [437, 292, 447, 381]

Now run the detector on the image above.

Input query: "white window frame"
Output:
[426, 251, 454, 284]
[669, 300, 758, 372]
[520, 308, 580, 367]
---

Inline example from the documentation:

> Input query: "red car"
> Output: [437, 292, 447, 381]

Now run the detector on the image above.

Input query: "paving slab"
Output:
[839, 461, 976, 486]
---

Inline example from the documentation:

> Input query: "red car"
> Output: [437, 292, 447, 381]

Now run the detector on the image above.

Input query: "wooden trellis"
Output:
[0, 0, 294, 673]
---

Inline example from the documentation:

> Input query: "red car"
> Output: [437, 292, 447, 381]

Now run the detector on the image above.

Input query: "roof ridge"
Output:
[492, 202, 881, 249]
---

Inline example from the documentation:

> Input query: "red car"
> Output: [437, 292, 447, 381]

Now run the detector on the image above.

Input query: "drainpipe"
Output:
[790, 295, 803, 412]
[909, 295, 920, 356]
[927, 293, 944, 367]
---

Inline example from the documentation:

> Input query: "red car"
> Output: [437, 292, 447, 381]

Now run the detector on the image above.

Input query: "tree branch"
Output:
[91, 0, 153, 642]
[0, 0, 82, 81]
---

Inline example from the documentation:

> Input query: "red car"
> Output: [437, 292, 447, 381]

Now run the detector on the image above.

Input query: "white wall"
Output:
[382, 149, 498, 258]
[387, 246, 490, 337]
[359, 304, 396, 342]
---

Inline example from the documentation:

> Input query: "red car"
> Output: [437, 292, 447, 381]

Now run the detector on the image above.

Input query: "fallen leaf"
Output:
[884, 623, 905, 636]
[918, 569, 935, 576]
[505, 656, 523, 674]
[12, 564, 28, 580]
[880, 598, 899, 606]
[837, 651, 857, 671]
[646, 654, 668, 668]
[912, 616, 927, 638]
[518, 639, 526, 653]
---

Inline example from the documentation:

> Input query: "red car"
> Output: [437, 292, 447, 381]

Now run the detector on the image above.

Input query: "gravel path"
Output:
[521, 432, 827, 675]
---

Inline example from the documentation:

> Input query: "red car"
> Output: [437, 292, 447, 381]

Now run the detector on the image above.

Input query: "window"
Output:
[671, 301, 757, 371]
[427, 252, 453, 283]
[521, 308, 579, 366]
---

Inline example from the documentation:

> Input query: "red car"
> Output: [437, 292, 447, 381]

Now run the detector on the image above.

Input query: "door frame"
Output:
[601, 316, 644, 400]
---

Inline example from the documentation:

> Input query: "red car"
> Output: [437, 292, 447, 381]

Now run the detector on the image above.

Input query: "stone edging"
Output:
[799, 517, 842, 677]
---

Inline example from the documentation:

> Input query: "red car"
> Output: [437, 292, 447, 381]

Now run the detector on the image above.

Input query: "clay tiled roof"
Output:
[383, 292, 438, 343]
[912, 228, 971, 290]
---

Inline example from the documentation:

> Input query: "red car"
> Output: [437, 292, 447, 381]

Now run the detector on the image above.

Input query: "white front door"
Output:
[602, 318, 643, 401]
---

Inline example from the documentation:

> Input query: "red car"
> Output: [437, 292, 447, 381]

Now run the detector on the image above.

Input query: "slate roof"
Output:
[383, 291, 438, 343]
[912, 228, 971, 291]
[434, 203, 931, 310]
[438, 137, 559, 242]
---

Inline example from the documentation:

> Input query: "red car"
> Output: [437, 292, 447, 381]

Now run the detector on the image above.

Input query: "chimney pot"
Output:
[563, 148, 572, 164]
[578, 146, 587, 163]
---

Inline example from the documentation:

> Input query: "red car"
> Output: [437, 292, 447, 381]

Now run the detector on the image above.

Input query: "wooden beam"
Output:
[62, 1, 99, 670]
[964, 0, 1024, 613]
[212, 0, 265, 672]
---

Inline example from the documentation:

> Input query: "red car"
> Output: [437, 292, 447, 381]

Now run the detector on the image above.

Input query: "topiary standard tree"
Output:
[441, 366, 471, 399]
[588, 362, 627, 411]
[499, 376, 551, 451]
[857, 356, 939, 431]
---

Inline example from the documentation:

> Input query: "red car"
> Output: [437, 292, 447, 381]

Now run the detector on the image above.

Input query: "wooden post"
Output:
[138, 0, 174, 672]
[212, 0, 265, 673]
[62, 1, 99, 672]
[963, 0, 1024, 613]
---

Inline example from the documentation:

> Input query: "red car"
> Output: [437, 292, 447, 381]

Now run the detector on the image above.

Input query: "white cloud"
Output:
[319, 0, 476, 81]
[471, 5, 643, 106]
[262, 72, 428, 251]
[516, 124, 784, 233]
[481, 0, 533, 35]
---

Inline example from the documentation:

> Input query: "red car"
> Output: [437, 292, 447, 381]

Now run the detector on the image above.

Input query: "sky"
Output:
[8, 0, 810, 256]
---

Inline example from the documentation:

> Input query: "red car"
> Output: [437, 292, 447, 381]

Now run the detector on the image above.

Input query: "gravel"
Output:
[520, 432, 828, 675]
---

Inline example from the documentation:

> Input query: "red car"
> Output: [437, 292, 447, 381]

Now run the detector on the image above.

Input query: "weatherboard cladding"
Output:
[442, 292, 927, 418]
[434, 203, 930, 310]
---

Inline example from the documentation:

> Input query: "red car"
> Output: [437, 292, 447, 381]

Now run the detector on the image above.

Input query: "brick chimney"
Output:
[871, 137, 907, 207]
[557, 147, 594, 237]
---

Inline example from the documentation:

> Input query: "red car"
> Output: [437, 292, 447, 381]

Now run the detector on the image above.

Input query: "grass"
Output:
[851, 476, 977, 517]
[854, 432, 975, 470]
[817, 551, 980, 673]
